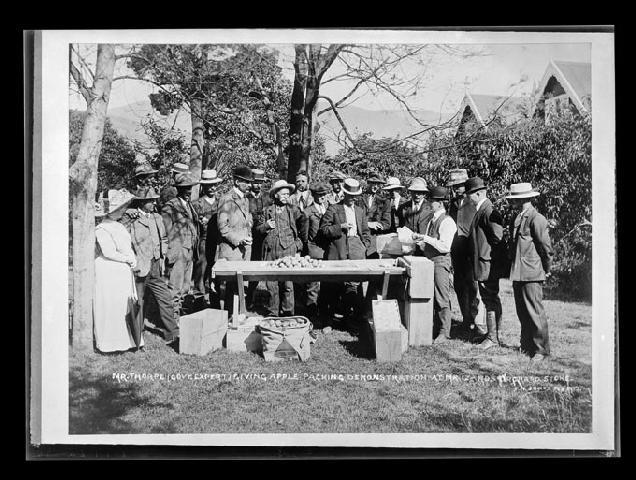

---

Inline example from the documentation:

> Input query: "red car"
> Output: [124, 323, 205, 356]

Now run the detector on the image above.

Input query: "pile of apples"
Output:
[270, 255, 324, 269]
[260, 317, 308, 330]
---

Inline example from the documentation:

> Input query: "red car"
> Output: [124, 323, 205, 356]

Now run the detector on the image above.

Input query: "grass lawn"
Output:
[69, 279, 592, 434]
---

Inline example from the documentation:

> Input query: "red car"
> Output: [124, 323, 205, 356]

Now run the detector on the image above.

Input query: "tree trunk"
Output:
[68, 44, 116, 352]
[189, 97, 205, 201]
[287, 45, 308, 183]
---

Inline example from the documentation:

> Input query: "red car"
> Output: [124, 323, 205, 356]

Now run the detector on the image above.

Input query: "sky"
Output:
[70, 42, 591, 116]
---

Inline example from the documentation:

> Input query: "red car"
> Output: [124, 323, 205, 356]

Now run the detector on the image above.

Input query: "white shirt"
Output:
[424, 208, 457, 254]
[203, 195, 216, 206]
[475, 197, 487, 213]
[392, 193, 402, 210]
[412, 199, 425, 212]
[233, 187, 245, 199]
[343, 203, 358, 237]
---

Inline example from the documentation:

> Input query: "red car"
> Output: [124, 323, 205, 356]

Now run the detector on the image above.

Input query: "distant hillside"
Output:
[105, 99, 454, 155]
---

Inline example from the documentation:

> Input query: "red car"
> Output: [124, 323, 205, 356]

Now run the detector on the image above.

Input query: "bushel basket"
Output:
[258, 316, 313, 362]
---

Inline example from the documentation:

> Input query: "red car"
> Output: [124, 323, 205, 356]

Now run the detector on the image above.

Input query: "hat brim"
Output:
[132, 195, 160, 202]
[175, 181, 199, 188]
[447, 179, 468, 186]
[465, 185, 487, 195]
[135, 169, 158, 177]
[343, 189, 363, 196]
[270, 184, 296, 197]
[199, 178, 224, 184]
[382, 184, 404, 190]
[408, 187, 429, 192]
[506, 191, 540, 199]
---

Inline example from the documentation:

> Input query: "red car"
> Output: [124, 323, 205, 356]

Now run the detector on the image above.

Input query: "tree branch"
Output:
[69, 50, 92, 103]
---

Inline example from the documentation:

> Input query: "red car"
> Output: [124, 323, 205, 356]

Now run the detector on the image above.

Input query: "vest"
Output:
[275, 207, 295, 249]
[423, 212, 451, 263]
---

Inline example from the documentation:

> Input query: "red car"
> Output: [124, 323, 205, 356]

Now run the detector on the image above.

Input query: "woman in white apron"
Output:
[93, 189, 143, 353]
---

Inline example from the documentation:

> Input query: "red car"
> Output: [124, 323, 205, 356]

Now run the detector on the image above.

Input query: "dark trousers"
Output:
[136, 258, 179, 342]
[168, 253, 193, 320]
[478, 278, 502, 343]
[192, 238, 211, 296]
[306, 281, 328, 320]
[265, 281, 295, 316]
[432, 256, 452, 338]
[451, 252, 479, 328]
[513, 281, 550, 356]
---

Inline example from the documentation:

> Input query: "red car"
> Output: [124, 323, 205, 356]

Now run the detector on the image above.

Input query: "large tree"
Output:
[68, 44, 117, 351]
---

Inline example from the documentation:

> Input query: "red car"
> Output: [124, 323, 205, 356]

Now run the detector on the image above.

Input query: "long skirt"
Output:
[93, 256, 144, 353]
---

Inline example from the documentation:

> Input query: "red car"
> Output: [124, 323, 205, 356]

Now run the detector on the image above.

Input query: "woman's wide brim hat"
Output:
[95, 189, 135, 217]
[269, 179, 296, 198]
[382, 176, 404, 190]
[447, 168, 469, 186]
[342, 178, 363, 196]
[506, 182, 540, 199]
[199, 169, 223, 184]
[464, 177, 488, 194]
[174, 173, 200, 188]
[407, 177, 429, 192]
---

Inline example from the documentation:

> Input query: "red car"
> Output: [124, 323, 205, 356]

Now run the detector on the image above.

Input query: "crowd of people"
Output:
[92, 154, 554, 361]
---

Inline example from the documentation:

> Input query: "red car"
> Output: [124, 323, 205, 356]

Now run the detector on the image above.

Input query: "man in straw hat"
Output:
[359, 173, 391, 258]
[255, 179, 307, 316]
[320, 178, 371, 330]
[300, 182, 332, 324]
[382, 176, 407, 233]
[464, 177, 507, 350]
[506, 182, 554, 361]
[326, 170, 347, 205]
[159, 155, 190, 207]
[413, 186, 457, 344]
[191, 169, 224, 306]
[246, 168, 271, 310]
[161, 172, 201, 328]
[397, 177, 433, 235]
[447, 168, 484, 341]
[127, 186, 179, 346]
[216, 165, 254, 314]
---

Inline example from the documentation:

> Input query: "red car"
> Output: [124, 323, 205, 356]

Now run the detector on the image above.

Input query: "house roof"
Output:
[536, 60, 592, 113]
[459, 93, 526, 128]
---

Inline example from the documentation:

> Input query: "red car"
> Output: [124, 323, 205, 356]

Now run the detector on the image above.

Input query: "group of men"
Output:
[121, 154, 554, 361]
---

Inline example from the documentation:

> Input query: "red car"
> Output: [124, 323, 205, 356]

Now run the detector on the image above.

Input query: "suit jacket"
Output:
[387, 195, 408, 233]
[326, 191, 344, 206]
[255, 203, 307, 259]
[248, 194, 271, 261]
[161, 197, 200, 264]
[289, 190, 314, 212]
[302, 203, 328, 259]
[216, 189, 253, 259]
[397, 200, 434, 235]
[192, 195, 220, 263]
[128, 212, 168, 277]
[319, 202, 371, 260]
[159, 183, 177, 208]
[358, 193, 391, 256]
[508, 205, 553, 281]
[467, 198, 505, 282]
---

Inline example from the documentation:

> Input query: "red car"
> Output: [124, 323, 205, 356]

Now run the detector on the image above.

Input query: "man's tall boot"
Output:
[479, 311, 499, 350]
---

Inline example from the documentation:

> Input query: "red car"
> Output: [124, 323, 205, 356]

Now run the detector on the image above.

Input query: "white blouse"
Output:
[96, 219, 136, 267]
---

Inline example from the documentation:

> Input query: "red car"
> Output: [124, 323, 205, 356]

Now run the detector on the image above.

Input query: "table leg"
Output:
[381, 270, 391, 299]
[236, 271, 246, 314]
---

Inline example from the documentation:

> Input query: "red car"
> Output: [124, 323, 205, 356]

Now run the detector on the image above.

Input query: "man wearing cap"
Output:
[326, 171, 347, 205]
[506, 183, 554, 361]
[160, 157, 190, 207]
[464, 177, 506, 350]
[161, 173, 201, 326]
[397, 177, 434, 238]
[127, 186, 179, 345]
[247, 168, 271, 309]
[382, 177, 407, 233]
[289, 170, 314, 212]
[191, 169, 223, 305]
[359, 173, 391, 258]
[300, 183, 331, 324]
[320, 178, 371, 328]
[255, 180, 307, 316]
[447, 168, 483, 340]
[216, 165, 254, 314]
[414, 186, 458, 344]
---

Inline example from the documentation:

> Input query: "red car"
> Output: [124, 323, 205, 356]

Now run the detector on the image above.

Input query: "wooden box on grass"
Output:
[370, 300, 407, 362]
[398, 256, 435, 346]
[226, 315, 262, 353]
[179, 308, 228, 356]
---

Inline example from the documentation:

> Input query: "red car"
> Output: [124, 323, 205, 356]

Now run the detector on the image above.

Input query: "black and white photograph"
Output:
[28, 29, 616, 451]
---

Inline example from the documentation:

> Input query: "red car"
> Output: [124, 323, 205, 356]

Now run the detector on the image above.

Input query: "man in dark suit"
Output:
[255, 180, 307, 316]
[159, 158, 190, 208]
[359, 173, 391, 258]
[288, 170, 314, 212]
[326, 171, 347, 205]
[301, 183, 331, 324]
[506, 182, 554, 361]
[247, 168, 270, 310]
[320, 178, 371, 329]
[397, 177, 434, 239]
[382, 176, 407, 233]
[161, 173, 201, 323]
[465, 177, 506, 350]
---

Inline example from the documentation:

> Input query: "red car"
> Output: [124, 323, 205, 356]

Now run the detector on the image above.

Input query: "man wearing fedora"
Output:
[300, 182, 331, 324]
[192, 169, 223, 305]
[247, 168, 271, 310]
[359, 173, 391, 258]
[506, 183, 554, 361]
[397, 177, 434, 238]
[382, 176, 407, 233]
[132, 159, 159, 190]
[464, 177, 506, 350]
[326, 171, 347, 205]
[320, 178, 371, 329]
[255, 180, 307, 316]
[447, 168, 483, 340]
[128, 186, 179, 346]
[216, 165, 254, 314]
[289, 170, 314, 212]
[161, 172, 201, 329]
[159, 156, 190, 207]
[414, 186, 457, 343]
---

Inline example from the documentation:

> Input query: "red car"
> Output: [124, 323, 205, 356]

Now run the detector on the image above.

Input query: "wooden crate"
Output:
[179, 309, 228, 356]
[371, 300, 405, 362]
[226, 323, 262, 353]
[398, 256, 435, 346]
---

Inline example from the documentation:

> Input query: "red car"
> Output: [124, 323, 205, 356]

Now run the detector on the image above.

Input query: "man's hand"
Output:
[267, 219, 276, 230]
[240, 237, 253, 247]
[368, 221, 380, 230]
